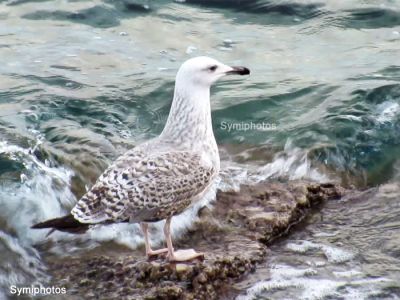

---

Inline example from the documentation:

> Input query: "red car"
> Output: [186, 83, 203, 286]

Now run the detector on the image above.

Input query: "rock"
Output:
[47, 180, 344, 299]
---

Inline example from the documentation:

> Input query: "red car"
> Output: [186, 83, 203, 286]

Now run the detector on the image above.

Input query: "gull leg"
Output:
[140, 222, 168, 257]
[164, 217, 204, 262]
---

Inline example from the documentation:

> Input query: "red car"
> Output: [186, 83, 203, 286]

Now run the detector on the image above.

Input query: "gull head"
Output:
[176, 56, 250, 88]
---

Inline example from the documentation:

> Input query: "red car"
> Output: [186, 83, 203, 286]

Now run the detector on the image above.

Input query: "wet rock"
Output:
[48, 180, 344, 299]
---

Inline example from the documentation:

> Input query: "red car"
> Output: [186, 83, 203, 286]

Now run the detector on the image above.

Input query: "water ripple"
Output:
[342, 7, 400, 29]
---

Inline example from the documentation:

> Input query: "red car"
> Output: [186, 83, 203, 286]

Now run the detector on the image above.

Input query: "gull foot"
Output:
[146, 248, 169, 259]
[167, 249, 204, 262]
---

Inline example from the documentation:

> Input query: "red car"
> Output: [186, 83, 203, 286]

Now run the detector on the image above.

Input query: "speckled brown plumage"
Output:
[71, 148, 216, 224]
[33, 56, 250, 262]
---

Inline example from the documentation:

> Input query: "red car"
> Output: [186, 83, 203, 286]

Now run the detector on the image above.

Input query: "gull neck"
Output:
[160, 82, 216, 150]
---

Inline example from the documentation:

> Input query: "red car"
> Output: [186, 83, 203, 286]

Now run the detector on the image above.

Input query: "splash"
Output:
[0, 231, 49, 298]
[0, 140, 75, 242]
[286, 240, 354, 263]
[237, 263, 393, 300]
[219, 139, 330, 193]
[376, 101, 400, 123]
[0, 138, 76, 293]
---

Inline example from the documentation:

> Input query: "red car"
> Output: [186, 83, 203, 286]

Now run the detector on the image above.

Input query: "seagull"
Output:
[31, 56, 250, 262]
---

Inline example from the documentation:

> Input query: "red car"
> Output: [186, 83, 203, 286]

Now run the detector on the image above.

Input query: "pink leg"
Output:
[163, 217, 204, 262]
[140, 222, 168, 257]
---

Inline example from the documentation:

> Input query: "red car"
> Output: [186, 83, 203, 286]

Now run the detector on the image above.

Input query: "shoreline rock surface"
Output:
[46, 180, 344, 299]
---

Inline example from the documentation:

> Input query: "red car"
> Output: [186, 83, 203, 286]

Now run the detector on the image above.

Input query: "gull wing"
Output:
[71, 150, 215, 224]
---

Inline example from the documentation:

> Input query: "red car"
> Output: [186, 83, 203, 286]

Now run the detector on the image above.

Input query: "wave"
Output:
[342, 7, 400, 29]
[22, 2, 152, 29]
[219, 139, 330, 192]
[0, 231, 49, 298]
[0, 137, 76, 295]
[237, 263, 393, 300]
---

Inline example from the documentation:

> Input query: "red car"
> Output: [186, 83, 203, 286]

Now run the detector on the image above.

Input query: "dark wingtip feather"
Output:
[31, 214, 89, 234]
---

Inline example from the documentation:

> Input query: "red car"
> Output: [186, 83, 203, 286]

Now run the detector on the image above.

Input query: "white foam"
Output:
[376, 101, 400, 123]
[323, 245, 354, 263]
[0, 231, 49, 296]
[333, 270, 362, 278]
[237, 264, 395, 300]
[218, 164, 250, 192]
[0, 138, 73, 291]
[237, 265, 343, 300]
[186, 45, 197, 54]
[269, 264, 318, 278]
[217, 139, 330, 194]
[250, 140, 330, 183]
[0, 140, 75, 244]
[286, 240, 354, 263]
[237, 236, 395, 300]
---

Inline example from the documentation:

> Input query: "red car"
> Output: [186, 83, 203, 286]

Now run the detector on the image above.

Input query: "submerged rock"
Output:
[48, 181, 344, 299]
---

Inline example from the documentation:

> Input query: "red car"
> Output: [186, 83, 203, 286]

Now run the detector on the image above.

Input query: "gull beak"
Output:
[226, 66, 250, 76]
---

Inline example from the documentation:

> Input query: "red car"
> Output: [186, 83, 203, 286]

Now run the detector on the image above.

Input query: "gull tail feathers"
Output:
[31, 214, 90, 236]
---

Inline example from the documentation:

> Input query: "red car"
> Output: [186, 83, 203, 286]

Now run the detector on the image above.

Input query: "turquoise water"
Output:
[0, 0, 399, 299]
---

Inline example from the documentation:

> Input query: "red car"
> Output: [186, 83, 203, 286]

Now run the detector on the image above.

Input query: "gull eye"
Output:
[209, 65, 218, 72]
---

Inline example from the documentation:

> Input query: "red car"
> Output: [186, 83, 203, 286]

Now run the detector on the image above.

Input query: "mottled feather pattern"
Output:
[32, 57, 249, 246]
[71, 148, 216, 224]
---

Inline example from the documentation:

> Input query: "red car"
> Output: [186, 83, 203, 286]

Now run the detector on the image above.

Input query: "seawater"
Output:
[0, 0, 399, 299]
